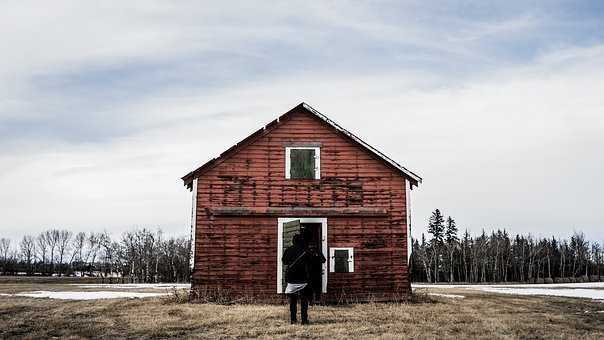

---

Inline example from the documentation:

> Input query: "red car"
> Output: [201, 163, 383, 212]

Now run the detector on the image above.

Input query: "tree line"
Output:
[0, 228, 191, 283]
[410, 209, 604, 283]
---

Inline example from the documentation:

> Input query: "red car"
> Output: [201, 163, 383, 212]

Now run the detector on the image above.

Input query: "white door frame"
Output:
[277, 217, 327, 294]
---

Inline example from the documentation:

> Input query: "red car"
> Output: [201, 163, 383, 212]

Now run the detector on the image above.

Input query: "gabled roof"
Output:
[182, 103, 422, 189]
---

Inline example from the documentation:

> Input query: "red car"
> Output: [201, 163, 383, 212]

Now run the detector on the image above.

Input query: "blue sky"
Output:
[1, 1, 604, 243]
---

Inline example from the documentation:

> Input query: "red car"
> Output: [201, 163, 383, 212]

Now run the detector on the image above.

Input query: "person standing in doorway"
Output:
[307, 243, 326, 305]
[282, 234, 311, 325]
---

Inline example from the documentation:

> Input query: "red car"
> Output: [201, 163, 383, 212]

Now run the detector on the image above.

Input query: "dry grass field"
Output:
[1, 282, 603, 339]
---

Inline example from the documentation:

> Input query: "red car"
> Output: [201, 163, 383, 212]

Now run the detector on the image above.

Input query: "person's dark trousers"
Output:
[288, 289, 309, 324]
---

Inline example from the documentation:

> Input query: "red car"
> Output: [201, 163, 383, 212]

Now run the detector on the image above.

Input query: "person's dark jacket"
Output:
[282, 244, 310, 284]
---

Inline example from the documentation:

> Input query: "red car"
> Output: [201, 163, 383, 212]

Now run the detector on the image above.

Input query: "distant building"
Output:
[182, 103, 421, 301]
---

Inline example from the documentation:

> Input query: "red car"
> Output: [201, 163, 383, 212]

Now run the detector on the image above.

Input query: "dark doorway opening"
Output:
[301, 223, 324, 303]
[301, 223, 322, 250]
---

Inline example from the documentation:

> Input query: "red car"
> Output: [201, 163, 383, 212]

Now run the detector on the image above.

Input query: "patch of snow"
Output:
[413, 282, 604, 289]
[0, 293, 12, 297]
[476, 287, 604, 300]
[13, 290, 169, 300]
[73, 283, 190, 289]
[413, 282, 604, 300]
[428, 293, 465, 299]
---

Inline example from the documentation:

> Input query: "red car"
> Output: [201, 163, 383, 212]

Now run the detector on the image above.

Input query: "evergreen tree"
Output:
[427, 209, 445, 282]
[428, 209, 445, 245]
[409, 210, 604, 284]
[445, 217, 459, 245]
[444, 217, 459, 282]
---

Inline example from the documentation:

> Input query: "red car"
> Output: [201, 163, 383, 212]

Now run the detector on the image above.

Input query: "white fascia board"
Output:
[190, 178, 198, 270]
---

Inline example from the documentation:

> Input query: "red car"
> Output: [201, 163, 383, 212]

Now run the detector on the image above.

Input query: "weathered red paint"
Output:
[185, 104, 418, 302]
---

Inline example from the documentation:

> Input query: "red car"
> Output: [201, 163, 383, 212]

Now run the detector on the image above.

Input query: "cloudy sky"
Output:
[1, 1, 603, 243]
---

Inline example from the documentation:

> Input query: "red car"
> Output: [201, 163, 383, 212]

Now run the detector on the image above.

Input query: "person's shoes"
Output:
[301, 320, 309, 325]
[290, 319, 297, 325]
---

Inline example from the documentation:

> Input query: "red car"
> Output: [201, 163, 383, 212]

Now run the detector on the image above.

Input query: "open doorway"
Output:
[301, 223, 322, 251]
[277, 218, 327, 294]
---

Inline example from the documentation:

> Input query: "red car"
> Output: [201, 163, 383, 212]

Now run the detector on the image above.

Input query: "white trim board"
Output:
[190, 178, 198, 270]
[277, 217, 327, 294]
[406, 179, 412, 262]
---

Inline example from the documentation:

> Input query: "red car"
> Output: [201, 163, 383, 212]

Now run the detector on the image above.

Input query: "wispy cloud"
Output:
[1, 1, 603, 241]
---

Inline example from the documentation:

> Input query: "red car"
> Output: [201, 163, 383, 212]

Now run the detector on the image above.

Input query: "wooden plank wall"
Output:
[193, 107, 410, 300]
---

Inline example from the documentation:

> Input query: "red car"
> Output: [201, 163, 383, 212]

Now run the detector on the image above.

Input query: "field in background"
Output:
[1, 280, 603, 339]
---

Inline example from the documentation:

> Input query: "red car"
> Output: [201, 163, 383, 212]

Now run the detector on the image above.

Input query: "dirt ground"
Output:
[1, 284, 603, 339]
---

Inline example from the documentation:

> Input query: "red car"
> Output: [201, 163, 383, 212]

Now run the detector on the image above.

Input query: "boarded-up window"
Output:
[329, 247, 354, 273]
[285, 147, 320, 179]
[334, 249, 349, 273]
[290, 149, 315, 179]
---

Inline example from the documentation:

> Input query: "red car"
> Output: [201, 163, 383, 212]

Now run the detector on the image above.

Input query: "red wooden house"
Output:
[182, 103, 421, 302]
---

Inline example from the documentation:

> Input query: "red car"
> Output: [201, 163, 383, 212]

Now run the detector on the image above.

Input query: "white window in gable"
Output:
[329, 247, 354, 273]
[285, 146, 320, 179]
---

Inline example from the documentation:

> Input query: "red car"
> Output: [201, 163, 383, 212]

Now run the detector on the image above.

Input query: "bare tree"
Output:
[155, 230, 162, 283]
[71, 232, 86, 276]
[0, 227, 191, 282]
[19, 235, 36, 275]
[86, 233, 100, 276]
[0, 238, 11, 275]
[43, 229, 60, 275]
[57, 230, 73, 277]
[36, 233, 49, 274]
[121, 231, 136, 282]
[98, 232, 114, 280]
[570, 232, 589, 277]
[596, 243, 603, 281]
[416, 234, 432, 282]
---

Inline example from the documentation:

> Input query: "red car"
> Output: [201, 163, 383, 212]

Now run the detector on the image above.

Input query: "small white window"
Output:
[329, 247, 354, 273]
[285, 147, 320, 179]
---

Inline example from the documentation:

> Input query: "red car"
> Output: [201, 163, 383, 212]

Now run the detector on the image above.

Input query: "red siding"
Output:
[193, 108, 410, 301]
